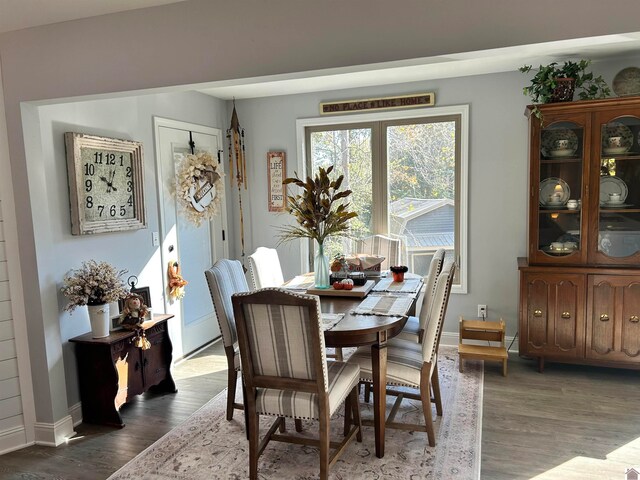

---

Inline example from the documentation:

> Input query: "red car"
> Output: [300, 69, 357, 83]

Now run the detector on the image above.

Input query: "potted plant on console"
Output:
[519, 59, 611, 120]
[62, 260, 128, 338]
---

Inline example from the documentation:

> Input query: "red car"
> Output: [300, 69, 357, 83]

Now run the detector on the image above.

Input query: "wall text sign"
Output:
[320, 93, 435, 115]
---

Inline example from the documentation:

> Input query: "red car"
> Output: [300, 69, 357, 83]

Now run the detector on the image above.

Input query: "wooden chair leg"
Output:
[279, 417, 286, 433]
[421, 366, 436, 447]
[350, 386, 362, 442]
[364, 382, 371, 403]
[295, 419, 303, 432]
[319, 416, 330, 480]
[431, 364, 443, 417]
[343, 393, 352, 437]
[335, 348, 344, 362]
[248, 409, 260, 480]
[226, 368, 237, 421]
[459, 354, 464, 373]
[503, 358, 508, 377]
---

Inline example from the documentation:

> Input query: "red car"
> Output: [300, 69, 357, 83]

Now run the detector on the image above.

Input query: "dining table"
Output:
[283, 273, 423, 458]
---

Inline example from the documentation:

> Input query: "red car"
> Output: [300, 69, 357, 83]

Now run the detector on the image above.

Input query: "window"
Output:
[297, 105, 468, 293]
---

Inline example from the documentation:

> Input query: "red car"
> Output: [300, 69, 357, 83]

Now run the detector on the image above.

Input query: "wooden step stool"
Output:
[458, 316, 508, 376]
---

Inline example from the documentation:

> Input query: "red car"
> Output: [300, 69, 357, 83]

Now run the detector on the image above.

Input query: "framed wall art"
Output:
[267, 151, 286, 212]
[65, 132, 147, 235]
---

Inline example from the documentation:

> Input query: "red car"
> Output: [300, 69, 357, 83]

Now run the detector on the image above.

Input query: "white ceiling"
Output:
[0, 0, 188, 34]
[0, 2, 639, 101]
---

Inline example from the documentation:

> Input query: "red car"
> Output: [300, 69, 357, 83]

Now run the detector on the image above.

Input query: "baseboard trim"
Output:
[0, 425, 31, 455]
[69, 402, 83, 427]
[34, 415, 76, 447]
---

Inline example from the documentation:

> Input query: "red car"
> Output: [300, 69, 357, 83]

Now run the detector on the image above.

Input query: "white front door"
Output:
[155, 118, 228, 358]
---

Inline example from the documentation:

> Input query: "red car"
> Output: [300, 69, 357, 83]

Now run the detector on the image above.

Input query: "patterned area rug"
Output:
[109, 346, 482, 479]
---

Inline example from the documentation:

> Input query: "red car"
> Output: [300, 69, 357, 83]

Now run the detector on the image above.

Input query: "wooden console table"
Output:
[70, 314, 177, 427]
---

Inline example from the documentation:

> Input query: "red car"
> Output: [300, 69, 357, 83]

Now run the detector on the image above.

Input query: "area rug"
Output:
[109, 346, 482, 479]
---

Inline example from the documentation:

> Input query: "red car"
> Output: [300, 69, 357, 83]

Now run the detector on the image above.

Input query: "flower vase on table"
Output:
[314, 242, 330, 289]
[87, 303, 110, 338]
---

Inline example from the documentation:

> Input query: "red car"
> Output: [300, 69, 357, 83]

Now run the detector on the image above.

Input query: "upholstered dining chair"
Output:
[396, 248, 446, 343]
[204, 259, 249, 421]
[247, 247, 285, 289]
[354, 234, 402, 271]
[347, 262, 455, 447]
[232, 288, 362, 480]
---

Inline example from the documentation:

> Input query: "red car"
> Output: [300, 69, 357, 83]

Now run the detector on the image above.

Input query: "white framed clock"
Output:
[64, 132, 147, 235]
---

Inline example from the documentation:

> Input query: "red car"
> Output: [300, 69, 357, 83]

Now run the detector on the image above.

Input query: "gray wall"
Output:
[25, 91, 227, 415]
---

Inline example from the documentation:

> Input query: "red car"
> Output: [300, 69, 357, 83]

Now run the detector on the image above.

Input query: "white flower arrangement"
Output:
[174, 152, 224, 227]
[61, 260, 128, 312]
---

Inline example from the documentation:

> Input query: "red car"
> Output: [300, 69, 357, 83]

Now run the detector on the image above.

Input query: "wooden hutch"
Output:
[519, 97, 640, 372]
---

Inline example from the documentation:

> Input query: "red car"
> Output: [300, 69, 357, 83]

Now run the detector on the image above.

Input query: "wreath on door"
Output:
[174, 152, 224, 226]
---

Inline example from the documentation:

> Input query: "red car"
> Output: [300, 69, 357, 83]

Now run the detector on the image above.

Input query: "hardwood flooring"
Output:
[2, 343, 640, 479]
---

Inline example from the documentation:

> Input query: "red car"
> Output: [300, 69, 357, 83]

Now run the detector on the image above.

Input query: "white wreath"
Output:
[174, 152, 224, 227]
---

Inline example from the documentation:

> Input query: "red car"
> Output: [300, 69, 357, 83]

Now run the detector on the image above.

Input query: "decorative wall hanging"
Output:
[226, 100, 248, 264]
[167, 261, 188, 300]
[64, 132, 147, 235]
[267, 151, 286, 212]
[320, 92, 435, 115]
[174, 149, 224, 227]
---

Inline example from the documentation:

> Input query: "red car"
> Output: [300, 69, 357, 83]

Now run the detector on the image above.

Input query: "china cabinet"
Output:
[519, 97, 640, 371]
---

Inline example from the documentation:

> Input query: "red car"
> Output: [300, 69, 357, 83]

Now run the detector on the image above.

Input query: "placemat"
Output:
[352, 295, 413, 316]
[371, 277, 422, 294]
[321, 313, 345, 330]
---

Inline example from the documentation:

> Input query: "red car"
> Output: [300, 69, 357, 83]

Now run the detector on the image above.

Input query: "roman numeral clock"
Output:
[65, 133, 147, 235]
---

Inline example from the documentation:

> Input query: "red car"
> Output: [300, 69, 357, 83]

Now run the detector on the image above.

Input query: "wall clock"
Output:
[64, 132, 147, 235]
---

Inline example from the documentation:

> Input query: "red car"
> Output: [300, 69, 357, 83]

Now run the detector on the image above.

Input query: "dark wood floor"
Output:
[3, 343, 640, 479]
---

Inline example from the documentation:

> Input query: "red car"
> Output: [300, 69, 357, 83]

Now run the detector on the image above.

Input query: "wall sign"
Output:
[267, 151, 286, 212]
[320, 92, 435, 115]
[64, 132, 146, 235]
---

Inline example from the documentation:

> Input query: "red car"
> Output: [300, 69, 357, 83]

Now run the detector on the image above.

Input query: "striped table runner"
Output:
[321, 313, 345, 330]
[352, 295, 414, 317]
[371, 277, 422, 294]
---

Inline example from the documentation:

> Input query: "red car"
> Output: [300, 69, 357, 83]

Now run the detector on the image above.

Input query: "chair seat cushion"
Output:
[395, 315, 420, 342]
[255, 361, 360, 420]
[347, 339, 434, 388]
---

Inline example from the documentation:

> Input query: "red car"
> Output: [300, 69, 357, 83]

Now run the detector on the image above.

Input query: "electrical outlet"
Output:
[478, 304, 487, 318]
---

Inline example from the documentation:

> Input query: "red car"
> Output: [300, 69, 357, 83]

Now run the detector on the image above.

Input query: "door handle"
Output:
[561, 311, 571, 319]
[533, 309, 542, 317]
[630, 315, 639, 323]
[600, 314, 610, 322]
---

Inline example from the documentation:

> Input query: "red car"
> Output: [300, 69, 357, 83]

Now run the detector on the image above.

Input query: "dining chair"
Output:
[396, 248, 446, 343]
[354, 234, 402, 270]
[204, 259, 249, 421]
[347, 262, 455, 447]
[232, 288, 362, 480]
[247, 247, 285, 289]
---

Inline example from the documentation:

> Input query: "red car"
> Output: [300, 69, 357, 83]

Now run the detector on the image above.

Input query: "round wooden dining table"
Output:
[320, 295, 413, 459]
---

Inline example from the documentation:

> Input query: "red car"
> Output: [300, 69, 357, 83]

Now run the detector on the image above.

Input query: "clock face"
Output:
[81, 147, 136, 222]
[65, 132, 146, 235]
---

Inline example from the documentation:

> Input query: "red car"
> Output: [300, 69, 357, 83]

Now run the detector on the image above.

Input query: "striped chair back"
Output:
[417, 248, 446, 332]
[232, 289, 328, 389]
[205, 259, 249, 348]
[355, 234, 402, 270]
[421, 261, 456, 363]
[248, 247, 285, 289]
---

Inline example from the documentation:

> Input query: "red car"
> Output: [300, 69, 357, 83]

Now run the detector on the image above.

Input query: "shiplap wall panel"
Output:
[0, 300, 11, 321]
[0, 262, 7, 282]
[0, 413, 23, 432]
[0, 242, 6, 262]
[0, 319, 14, 341]
[0, 396, 22, 419]
[0, 282, 9, 302]
[0, 378, 19, 401]
[0, 339, 16, 362]
[0, 358, 18, 380]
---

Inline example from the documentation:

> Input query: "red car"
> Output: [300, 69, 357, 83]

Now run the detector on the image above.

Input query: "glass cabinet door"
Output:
[536, 121, 585, 260]
[595, 114, 640, 262]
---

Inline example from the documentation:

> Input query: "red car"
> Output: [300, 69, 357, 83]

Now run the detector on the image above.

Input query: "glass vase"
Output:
[314, 241, 330, 289]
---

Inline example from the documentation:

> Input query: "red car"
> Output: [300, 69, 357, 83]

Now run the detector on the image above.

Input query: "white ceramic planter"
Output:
[87, 303, 110, 338]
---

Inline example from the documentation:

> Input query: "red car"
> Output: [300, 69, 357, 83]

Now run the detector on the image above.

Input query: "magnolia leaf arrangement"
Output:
[279, 166, 357, 245]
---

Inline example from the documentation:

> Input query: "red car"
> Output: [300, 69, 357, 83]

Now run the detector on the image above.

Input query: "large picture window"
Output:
[297, 105, 468, 293]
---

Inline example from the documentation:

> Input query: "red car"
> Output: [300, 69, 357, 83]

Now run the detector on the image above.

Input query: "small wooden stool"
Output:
[458, 316, 508, 376]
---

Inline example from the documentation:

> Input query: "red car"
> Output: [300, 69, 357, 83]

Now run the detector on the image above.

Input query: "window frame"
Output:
[295, 104, 469, 294]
